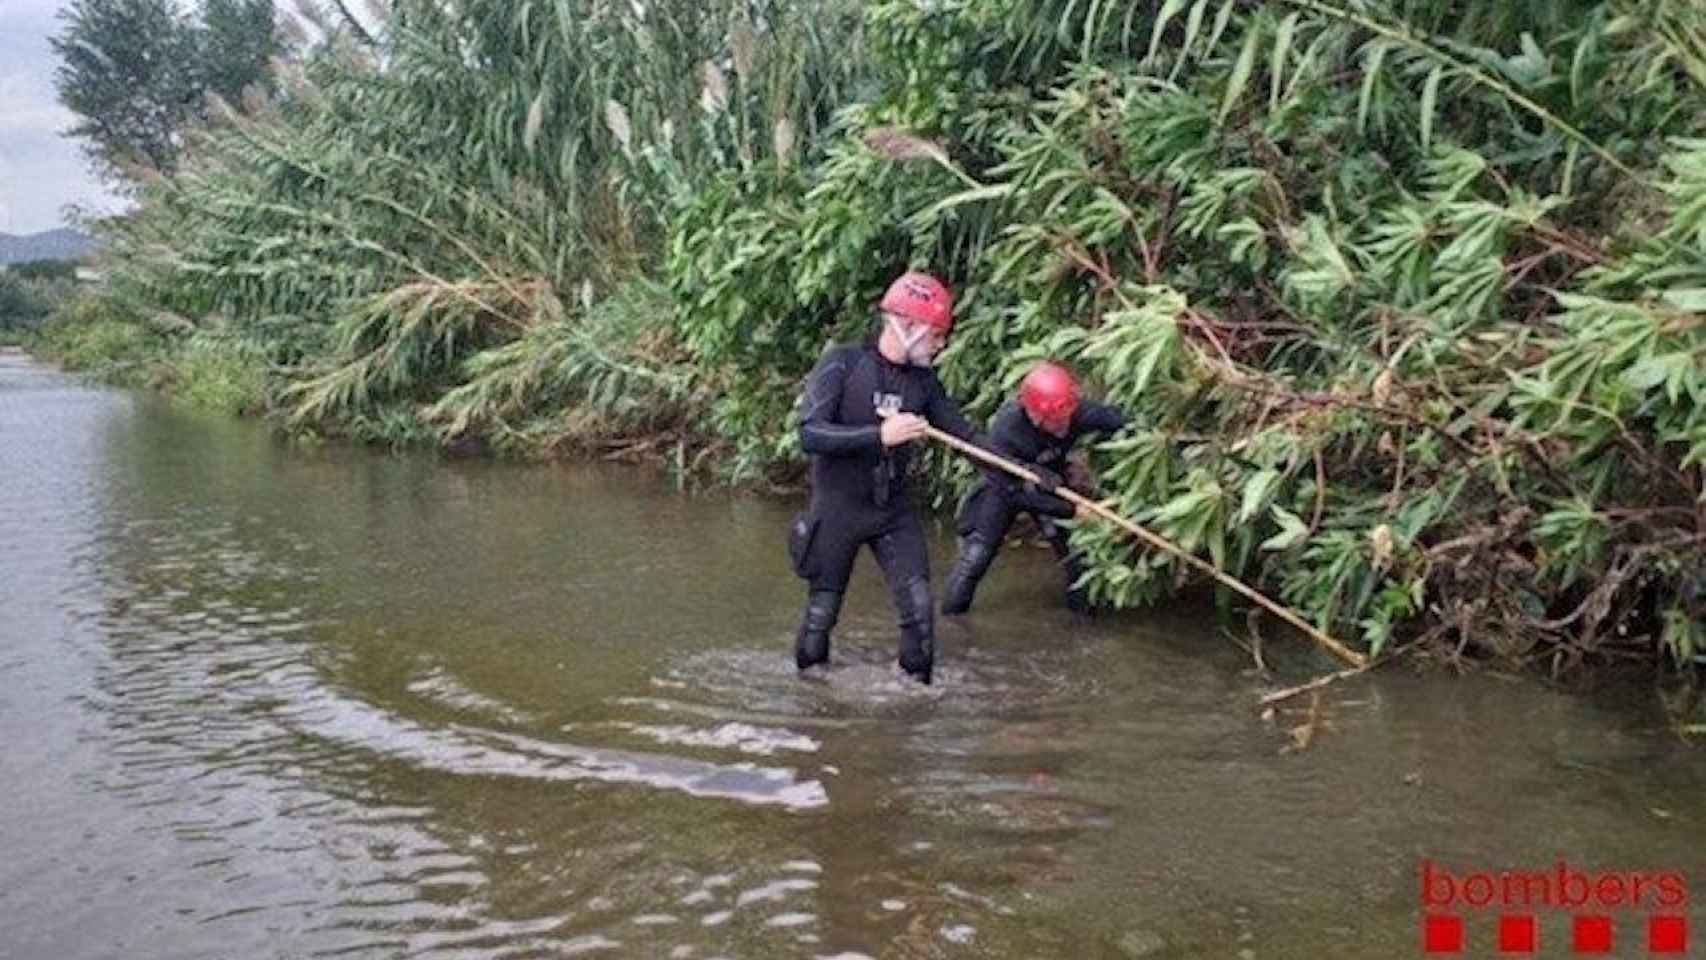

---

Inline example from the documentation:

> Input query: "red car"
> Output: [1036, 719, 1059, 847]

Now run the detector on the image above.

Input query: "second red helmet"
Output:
[879, 271, 953, 332]
[1019, 361, 1080, 430]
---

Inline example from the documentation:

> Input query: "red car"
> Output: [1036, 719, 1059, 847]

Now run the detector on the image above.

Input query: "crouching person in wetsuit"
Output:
[787, 271, 984, 684]
[941, 361, 1127, 616]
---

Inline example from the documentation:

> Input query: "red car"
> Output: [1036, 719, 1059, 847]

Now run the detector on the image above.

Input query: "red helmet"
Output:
[879, 271, 953, 332]
[1019, 361, 1079, 431]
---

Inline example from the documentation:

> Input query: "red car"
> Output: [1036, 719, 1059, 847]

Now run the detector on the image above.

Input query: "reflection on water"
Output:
[1, 350, 1702, 960]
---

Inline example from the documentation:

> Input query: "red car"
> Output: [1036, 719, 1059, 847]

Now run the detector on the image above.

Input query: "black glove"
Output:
[1027, 467, 1064, 495]
[1064, 454, 1095, 494]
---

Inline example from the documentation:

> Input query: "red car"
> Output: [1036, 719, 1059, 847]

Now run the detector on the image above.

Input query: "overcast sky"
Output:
[0, 0, 127, 235]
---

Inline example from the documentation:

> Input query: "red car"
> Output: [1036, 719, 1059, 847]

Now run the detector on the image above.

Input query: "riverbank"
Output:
[20, 332, 1706, 742]
[36, 0, 1706, 678]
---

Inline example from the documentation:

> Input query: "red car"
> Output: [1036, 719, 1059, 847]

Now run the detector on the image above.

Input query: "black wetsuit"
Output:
[788, 340, 982, 683]
[941, 398, 1127, 614]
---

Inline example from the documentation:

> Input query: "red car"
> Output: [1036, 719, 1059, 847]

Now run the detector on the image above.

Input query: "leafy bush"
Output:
[60, 0, 1706, 670]
[665, 0, 1706, 669]
[33, 294, 170, 386]
[0, 266, 77, 334]
[175, 332, 271, 415]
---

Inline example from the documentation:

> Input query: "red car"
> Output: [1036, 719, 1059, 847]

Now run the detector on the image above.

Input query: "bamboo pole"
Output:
[922, 425, 1368, 668]
[1257, 665, 1369, 706]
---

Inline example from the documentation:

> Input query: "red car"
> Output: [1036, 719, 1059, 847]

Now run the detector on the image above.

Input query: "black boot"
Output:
[941, 535, 996, 616]
[794, 590, 843, 671]
[895, 575, 935, 684]
[1065, 582, 1094, 616]
[1045, 523, 1094, 616]
[1064, 552, 1099, 616]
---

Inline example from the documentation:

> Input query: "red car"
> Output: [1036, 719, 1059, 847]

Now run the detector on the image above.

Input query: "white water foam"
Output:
[279, 687, 828, 810]
[404, 665, 532, 726]
[612, 721, 820, 756]
[940, 924, 976, 944]
[735, 877, 817, 907]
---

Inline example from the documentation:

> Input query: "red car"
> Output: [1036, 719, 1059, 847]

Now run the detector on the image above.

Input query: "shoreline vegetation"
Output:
[30, 0, 1706, 692]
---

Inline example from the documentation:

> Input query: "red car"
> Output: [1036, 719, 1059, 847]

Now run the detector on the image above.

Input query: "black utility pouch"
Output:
[787, 510, 820, 579]
[872, 455, 894, 508]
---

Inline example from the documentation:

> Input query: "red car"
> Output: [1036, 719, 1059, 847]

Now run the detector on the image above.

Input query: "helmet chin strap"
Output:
[886, 315, 935, 367]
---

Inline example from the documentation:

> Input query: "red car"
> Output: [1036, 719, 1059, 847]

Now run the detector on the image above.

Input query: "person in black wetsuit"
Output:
[787, 270, 988, 684]
[941, 361, 1127, 616]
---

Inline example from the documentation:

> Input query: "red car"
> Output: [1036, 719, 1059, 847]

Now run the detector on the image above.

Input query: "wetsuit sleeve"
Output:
[797, 348, 882, 456]
[985, 403, 1028, 457]
[922, 375, 985, 447]
[1012, 478, 1075, 518]
[1073, 401, 1128, 437]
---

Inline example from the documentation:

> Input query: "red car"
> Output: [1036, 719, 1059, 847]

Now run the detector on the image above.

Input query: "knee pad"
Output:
[795, 590, 842, 670]
[803, 590, 842, 632]
[958, 535, 998, 580]
[941, 535, 996, 615]
[896, 576, 932, 632]
[1060, 554, 1092, 613]
[897, 576, 934, 681]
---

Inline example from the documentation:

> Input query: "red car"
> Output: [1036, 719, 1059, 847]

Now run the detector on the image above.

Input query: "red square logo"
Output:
[1498, 914, 1535, 953]
[1423, 914, 1462, 953]
[1650, 915, 1688, 954]
[1573, 915, 1612, 953]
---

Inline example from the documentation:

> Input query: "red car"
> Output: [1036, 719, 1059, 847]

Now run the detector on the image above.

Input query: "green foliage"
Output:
[63, 0, 1706, 670]
[53, 0, 204, 175]
[52, 0, 282, 178]
[0, 268, 76, 331]
[668, 0, 1706, 668]
[7, 259, 80, 283]
[58, 0, 870, 457]
[174, 331, 270, 415]
[425, 278, 701, 457]
[198, 0, 281, 105]
[33, 294, 171, 386]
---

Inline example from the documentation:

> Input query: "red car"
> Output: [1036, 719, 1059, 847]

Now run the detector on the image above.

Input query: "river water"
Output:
[2, 350, 1701, 959]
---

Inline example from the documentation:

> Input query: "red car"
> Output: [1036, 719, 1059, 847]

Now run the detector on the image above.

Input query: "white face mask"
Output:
[886, 315, 938, 367]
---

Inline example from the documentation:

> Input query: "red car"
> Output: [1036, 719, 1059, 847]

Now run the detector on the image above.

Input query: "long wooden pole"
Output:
[922, 425, 1367, 668]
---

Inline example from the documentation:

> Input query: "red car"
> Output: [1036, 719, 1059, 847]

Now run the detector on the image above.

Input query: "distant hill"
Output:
[0, 228, 99, 265]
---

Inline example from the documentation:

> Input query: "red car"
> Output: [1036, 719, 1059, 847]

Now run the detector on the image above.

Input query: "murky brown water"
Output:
[2, 349, 1702, 959]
